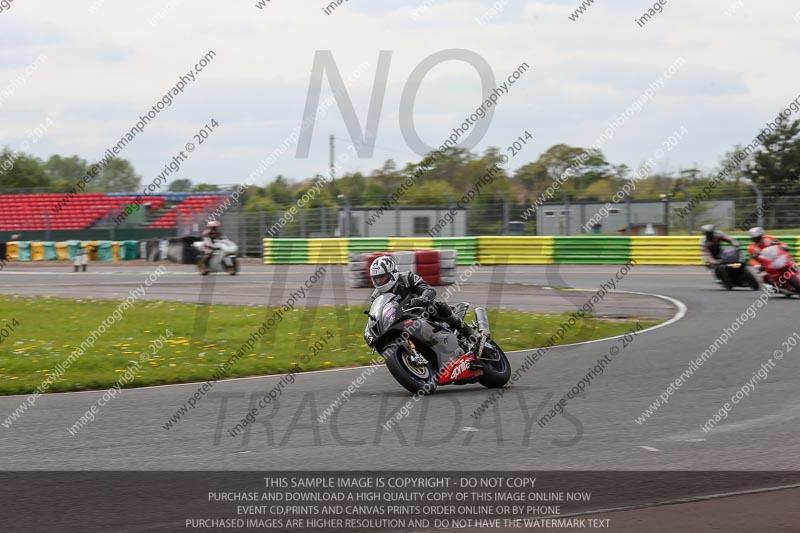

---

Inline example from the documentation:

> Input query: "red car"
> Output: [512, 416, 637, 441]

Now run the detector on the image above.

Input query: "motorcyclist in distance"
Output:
[747, 227, 787, 268]
[369, 255, 480, 346]
[701, 224, 740, 283]
[202, 221, 222, 271]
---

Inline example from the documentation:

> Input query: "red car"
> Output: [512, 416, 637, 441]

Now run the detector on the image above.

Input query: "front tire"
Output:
[788, 275, 800, 296]
[383, 345, 438, 395]
[478, 341, 511, 388]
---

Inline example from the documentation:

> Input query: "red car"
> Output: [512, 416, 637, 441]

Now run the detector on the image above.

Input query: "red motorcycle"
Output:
[753, 244, 800, 297]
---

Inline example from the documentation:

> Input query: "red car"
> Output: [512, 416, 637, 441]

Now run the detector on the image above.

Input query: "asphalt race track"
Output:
[1, 262, 799, 527]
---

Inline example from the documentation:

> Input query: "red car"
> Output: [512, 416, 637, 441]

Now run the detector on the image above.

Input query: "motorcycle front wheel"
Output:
[478, 340, 511, 388]
[383, 345, 438, 395]
[788, 275, 800, 296]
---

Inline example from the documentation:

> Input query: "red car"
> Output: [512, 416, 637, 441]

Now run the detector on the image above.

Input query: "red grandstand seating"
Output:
[0, 193, 174, 230]
[149, 195, 227, 228]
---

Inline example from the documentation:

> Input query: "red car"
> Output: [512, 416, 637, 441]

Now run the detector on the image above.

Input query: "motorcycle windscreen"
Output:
[761, 245, 787, 268]
[368, 294, 399, 336]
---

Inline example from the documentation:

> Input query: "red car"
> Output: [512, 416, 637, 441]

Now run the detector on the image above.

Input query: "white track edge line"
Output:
[0, 289, 687, 399]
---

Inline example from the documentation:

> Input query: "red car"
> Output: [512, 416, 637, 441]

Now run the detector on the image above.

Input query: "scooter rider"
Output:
[369, 256, 480, 346]
[701, 224, 740, 282]
[202, 221, 222, 270]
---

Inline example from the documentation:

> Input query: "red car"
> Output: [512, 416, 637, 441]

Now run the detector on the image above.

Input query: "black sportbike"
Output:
[714, 246, 760, 290]
[364, 294, 511, 394]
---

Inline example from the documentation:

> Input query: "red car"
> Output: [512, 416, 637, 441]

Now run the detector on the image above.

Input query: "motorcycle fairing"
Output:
[366, 294, 464, 372]
[438, 353, 482, 385]
[450, 302, 469, 321]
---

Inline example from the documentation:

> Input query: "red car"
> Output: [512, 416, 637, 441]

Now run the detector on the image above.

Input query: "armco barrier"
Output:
[388, 237, 434, 251]
[554, 236, 631, 264]
[270, 238, 308, 264]
[263, 238, 272, 264]
[433, 237, 477, 265]
[308, 238, 348, 264]
[261, 236, 800, 266]
[477, 236, 554, 264]
[629, 236, 703, 265]
[349, 238, 389, 254]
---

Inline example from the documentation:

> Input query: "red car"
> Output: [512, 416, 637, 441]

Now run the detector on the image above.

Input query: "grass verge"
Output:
[0, 295, 661, 395]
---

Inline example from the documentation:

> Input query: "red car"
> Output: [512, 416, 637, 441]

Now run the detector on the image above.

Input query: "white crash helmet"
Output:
[749, 227, 764, 240]
[370, 256, 399, 293]
[700, 224, 715, 234]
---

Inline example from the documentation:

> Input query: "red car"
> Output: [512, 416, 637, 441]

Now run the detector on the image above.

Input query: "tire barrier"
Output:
[0, 240, 143, 262]
[348, 249, 458, 288]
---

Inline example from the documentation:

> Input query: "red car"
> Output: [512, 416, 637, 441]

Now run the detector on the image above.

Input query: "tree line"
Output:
[2, 116, 798, 228]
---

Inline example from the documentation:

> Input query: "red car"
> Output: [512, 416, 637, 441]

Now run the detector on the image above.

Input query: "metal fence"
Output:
[217, 193, 800, 257]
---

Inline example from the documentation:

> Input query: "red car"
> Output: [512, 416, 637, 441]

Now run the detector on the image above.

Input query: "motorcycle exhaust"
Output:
[474, 307, 491, 336]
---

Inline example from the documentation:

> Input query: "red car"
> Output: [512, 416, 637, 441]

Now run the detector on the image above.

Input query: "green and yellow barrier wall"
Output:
[263, 236, 800, 265]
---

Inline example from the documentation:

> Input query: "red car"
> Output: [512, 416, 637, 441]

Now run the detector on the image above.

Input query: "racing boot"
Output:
[444, 315, 481, 350]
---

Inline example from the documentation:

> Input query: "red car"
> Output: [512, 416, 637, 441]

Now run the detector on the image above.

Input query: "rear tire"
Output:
[743, 267, 760, 290]
[478, 341, 511, 388]
[720, 269, 733, 290]
[384, 345, 438, 395]
[228, 258, 238, 275]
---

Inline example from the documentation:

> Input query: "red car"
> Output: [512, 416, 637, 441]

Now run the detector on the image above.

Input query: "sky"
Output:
[1, 0, 799, 189]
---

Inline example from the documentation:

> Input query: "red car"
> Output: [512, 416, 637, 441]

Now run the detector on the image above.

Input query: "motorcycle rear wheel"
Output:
[227, 258, 239, 276]
[384, 345, 438, 395]
[742, 267, 760, 290]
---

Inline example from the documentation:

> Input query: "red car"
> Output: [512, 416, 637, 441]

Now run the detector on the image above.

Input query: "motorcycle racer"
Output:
[748, 227, 786, 267]
[369, 256, 479, 345]
[700, 224, 739, 283]
[202, 221, 222, 271]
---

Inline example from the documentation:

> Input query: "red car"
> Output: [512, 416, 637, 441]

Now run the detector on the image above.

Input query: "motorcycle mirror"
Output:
[363, 310, 369, 315]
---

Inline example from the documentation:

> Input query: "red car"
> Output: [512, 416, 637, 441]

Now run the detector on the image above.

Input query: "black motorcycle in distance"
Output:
[716, 246, 760, 290]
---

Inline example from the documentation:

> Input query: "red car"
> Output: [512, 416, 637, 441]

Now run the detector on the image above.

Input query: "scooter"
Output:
[192, 238, 239, 275]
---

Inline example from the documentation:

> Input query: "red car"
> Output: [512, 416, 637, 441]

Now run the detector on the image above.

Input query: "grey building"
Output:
[536, 199, 735, 235]
[337, 206, 468, 237]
